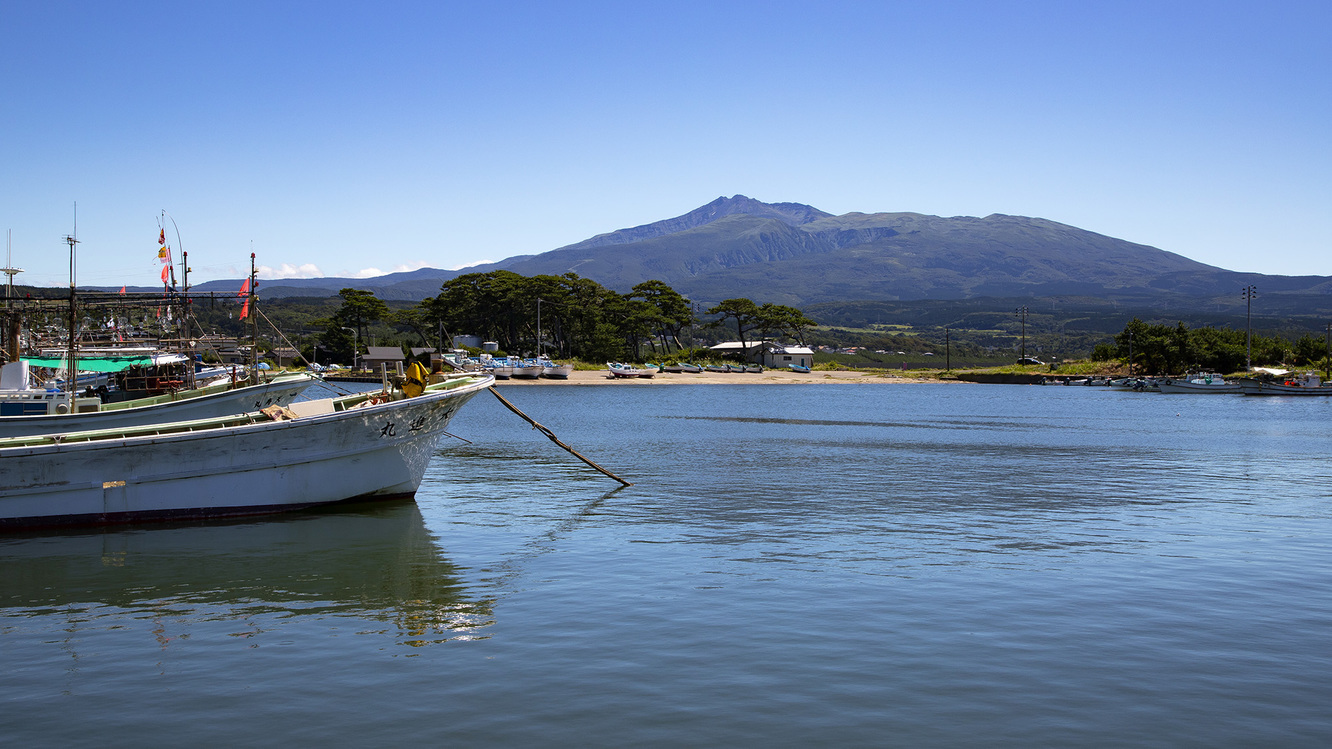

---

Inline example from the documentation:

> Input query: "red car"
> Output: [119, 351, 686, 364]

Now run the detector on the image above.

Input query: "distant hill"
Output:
[103, 195, 1332, 311]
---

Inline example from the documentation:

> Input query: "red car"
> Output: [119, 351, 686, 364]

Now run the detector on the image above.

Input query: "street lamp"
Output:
[1242, 285, 1256, 371]
[341, 326, 358, 370]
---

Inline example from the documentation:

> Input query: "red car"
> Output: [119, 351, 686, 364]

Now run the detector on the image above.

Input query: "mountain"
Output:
[111, 195, 1332, 310]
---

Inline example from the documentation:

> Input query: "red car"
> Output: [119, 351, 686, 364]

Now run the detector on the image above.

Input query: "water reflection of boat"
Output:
[0, 500, 494, 647]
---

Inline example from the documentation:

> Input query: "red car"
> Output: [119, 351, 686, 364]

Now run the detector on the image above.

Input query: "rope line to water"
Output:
[488, 386, 633, 486]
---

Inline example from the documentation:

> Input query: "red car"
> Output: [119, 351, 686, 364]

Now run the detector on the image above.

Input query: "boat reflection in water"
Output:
[0, 499, 492, 649]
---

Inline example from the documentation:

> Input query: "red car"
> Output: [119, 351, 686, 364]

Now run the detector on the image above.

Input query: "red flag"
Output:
[238, 278, 250, 319]
[238, 278, 250, 296]
[161, 265, 169, 283]
[159, 229, 165, 245]
[119, 286, 125, 295]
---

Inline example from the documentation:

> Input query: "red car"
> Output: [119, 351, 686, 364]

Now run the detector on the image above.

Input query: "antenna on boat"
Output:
[2, 229, 21, 304]
[249, 250, 259, 383]
[63, 203, 80, 401]
[2, 229, 22, 363]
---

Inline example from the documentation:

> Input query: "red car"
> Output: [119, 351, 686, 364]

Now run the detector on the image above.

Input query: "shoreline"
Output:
[492, 369, 953, 385]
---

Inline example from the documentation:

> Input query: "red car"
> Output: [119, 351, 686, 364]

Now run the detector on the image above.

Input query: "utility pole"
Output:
[1243, 285, 1256, 371]
[1015, 306, 1028, 362]
[945, 326, 951, 371]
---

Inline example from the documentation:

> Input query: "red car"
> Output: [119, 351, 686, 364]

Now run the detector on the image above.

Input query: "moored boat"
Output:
[1240, 371, 1332, 396]
[0, 372, 494, 530]
[0, 361, 320, 438]
[1155, 373, 1240, 394]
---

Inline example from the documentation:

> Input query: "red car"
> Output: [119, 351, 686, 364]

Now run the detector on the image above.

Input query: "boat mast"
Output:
[249, 252, 259, 382]
[2, 230, 23, 363]
[63, 204, 80, 400]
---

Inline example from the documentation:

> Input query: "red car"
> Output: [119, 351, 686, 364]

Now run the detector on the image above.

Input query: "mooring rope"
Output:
[488, 386, 633, 486]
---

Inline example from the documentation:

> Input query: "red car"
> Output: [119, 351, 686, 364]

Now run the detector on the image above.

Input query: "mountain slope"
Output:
[156, 195, 1331, 307]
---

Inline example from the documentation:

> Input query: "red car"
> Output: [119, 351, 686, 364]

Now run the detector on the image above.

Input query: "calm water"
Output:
[3, 383, 1332, 746]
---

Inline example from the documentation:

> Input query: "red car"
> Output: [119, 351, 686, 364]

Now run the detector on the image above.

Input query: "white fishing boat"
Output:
[541, 362, 574, 379]
[0, 372, 494, 530]
[606, 362, 654, 378]
[1155, 373, 1241, 394]
[0, 360, 320, 438]
[511, 361, 544, 379]
[1239, 371, 1332, 396]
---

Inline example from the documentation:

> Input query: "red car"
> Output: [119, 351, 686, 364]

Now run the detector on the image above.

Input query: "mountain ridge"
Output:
[114, 195, 1330, 309]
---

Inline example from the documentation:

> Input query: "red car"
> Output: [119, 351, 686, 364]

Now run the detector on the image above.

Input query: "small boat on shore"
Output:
[679, 363, 702, 373]
[0, 372, 494, 530]
[541, 362, 574, 379]
[704, 364, 728, 374]
[606, 362, 654, 378]
[788, 364, 811, 373]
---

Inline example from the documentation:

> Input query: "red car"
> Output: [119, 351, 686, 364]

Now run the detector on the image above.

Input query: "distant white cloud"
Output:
[449, 259, 494, 271]
[350, 260, 431, 279]
[257, 263, 323, 279]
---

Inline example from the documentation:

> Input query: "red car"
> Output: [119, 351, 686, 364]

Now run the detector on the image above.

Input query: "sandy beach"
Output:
[494, 368, 945, 385]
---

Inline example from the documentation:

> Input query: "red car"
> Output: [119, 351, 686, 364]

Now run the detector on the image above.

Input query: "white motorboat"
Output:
[1155, 373, 1241, 394]
[0, 372, 494, 530]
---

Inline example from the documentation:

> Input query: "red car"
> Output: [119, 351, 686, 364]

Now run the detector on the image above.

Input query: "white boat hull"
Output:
[0, 373, 320, 438]
[1155, 381, 1241, 394]
[0, 375, 493, 529]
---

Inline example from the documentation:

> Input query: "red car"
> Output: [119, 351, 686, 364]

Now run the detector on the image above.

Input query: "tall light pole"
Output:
[1242, 285, 1257, 371]
[1015, 306, 1028, 362]
[341, 326, 358, 370]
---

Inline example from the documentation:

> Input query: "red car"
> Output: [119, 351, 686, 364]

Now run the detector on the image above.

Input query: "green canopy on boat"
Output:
[21, 356, 156, 372]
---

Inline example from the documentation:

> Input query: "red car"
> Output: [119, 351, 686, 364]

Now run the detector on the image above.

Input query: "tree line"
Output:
[305, 271, 815, 364]
[1095, 318, 1332, 374]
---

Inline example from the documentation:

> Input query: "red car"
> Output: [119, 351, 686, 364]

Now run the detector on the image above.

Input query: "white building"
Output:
[709, 341, 814, 369]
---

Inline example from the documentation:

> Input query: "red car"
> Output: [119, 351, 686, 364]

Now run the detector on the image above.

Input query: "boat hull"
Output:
[0, 375, 493, 530]
[0, 373, 320, 438]
[1155, 382, 1241, 394]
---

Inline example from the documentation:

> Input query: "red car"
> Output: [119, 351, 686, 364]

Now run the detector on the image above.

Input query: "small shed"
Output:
[362, 346, 405, 372]
[759, 343, 814, 370]
[709, 340, 813, 369]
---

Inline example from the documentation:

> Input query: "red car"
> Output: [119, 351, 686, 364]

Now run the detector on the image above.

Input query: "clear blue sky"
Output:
[3, 1, 1328, 289]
